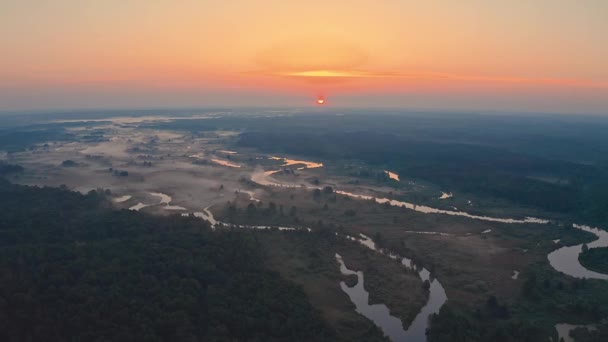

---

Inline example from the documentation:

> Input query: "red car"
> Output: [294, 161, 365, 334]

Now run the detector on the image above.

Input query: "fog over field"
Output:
[1, 108, 608, 341]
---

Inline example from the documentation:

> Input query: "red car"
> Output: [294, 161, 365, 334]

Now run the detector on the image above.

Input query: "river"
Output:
[338, 234, 448, 342]
[250, 155, 608, 340]
[250, 158, 548, 224]
[121, 156, 607, 341]
[129, 192, 186, 211]
[548, 224, 608, 280]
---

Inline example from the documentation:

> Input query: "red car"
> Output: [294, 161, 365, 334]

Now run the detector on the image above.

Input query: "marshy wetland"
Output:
[3, 109, 608, 341]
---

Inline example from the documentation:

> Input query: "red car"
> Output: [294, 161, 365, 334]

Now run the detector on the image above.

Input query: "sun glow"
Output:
[1, 1, 606, 112]
[280, 70, 376, 78]
[317, 97, 326, 105]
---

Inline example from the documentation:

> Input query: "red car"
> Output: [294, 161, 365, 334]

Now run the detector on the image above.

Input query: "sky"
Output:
[1, 0, 607, 114]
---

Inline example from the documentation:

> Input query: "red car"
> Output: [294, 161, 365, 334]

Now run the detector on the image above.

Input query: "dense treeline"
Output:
[142, 111, 608, 164]
[429, 265, 608, 342]
[0, 161, 23, 175]
[0, 180, 335, 341]
[579, 248, 608, 274]
[428, 304, 546, 342]
[571, 322, 608, 341]
[0, 128, 74, 152]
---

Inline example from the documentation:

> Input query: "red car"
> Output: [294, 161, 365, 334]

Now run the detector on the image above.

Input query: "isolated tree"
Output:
[61, 160, 77, 167]
[344, 209, 356, 217]
[268, 202, 277, 214]
[227, 202, 237, 217]
[486, 296, 498, 310]
[312, 189, 321, 199]
[373, 232, 385, 247]
[522, 273, 538, 299]
[247, 203, 257, 216]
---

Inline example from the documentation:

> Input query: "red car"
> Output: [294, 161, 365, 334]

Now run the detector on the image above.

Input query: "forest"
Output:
[580, 248, 608, 274]
[0, 127, 74, 153]
[0, 179, 335, 342]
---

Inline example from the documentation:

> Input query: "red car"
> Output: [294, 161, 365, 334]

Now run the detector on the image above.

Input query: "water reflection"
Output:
[554, 323, 596, 342]
[385, 171, 400, 182]
[270, 156, 324, 169]
[181, 206, 304, 232]
[439, 192, 453, 200]
[336, 253, 409, 342]
[339, 234, 448, 342]
[114, 195, 132, 203]
[211, 159, 241, 168]
[548, 224, 608, 280]
[250, 156, 548, 225]
[129, 192, 185, 211]
[336, 190, 548, 225]
[129, 202, 149, 211]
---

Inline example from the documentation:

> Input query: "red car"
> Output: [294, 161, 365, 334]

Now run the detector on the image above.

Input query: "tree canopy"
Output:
[0, 179, 335, 341]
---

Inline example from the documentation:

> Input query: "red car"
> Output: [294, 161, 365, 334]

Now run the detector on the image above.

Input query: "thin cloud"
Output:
[258, 69, 608, 89]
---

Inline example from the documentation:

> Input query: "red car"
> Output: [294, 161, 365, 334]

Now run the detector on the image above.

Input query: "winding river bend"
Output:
[339, 234, 448, 342]
[336, 253, 408, 342]
[181, 206, 304, 232]
[252, 156, 608, 340]
[254, 156, 608, 342]
[128, 192, 186, 211]
[251, 157, 608, 278]
[335, 190, 548, 224]
[548, 224, 608, 280]
[124, 156, 608, 341]
[250, 158, 548, 225]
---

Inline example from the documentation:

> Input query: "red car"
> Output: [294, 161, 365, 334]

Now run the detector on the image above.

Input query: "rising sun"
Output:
[317, 97, 326, 105]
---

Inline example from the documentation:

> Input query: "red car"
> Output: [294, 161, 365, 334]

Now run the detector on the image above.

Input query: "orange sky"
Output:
[1, 0, 607, 113]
